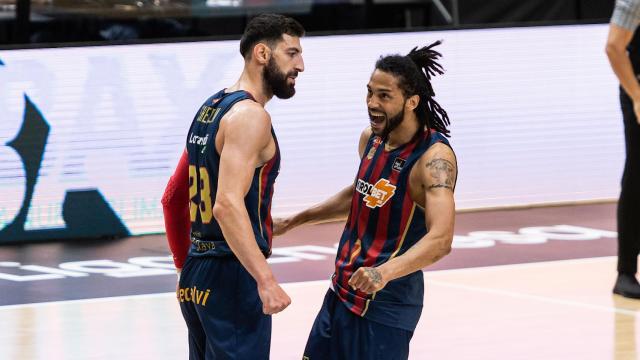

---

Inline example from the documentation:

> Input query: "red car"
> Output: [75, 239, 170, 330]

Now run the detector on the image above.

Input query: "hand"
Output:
[348, 267, 388, 294]
[634, 99, 640, 125]
[257, 280, 291, 315]
[272, 217, 294, 236]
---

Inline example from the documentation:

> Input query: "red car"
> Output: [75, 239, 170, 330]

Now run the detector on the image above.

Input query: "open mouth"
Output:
[369, 112, 386, 125]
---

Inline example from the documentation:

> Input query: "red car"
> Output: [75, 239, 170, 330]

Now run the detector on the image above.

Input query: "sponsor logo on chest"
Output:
[356, 178, 397, 209]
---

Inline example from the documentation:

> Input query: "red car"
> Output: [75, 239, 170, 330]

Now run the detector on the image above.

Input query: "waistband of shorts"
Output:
[190, 238, 271, 259]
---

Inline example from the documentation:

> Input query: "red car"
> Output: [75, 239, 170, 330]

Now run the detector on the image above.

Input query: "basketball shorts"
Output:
[303, 289, 413, 360]
[178, 255, 271, 360]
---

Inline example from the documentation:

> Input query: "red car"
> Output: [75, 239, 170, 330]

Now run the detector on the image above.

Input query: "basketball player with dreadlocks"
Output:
[274, 41, 456, 359]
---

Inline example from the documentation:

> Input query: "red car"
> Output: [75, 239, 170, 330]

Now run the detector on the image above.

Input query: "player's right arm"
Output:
[273, 127, 372, 236]
[606, 2, 640, 122]
[212, 102, 290, 315]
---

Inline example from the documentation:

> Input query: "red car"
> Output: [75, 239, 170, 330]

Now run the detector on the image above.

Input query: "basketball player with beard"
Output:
[275, 42, 456, 359]
[161, 14, 304, 359]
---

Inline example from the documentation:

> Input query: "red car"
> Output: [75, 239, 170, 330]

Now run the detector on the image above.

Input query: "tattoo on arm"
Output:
[364, 268, 382, 284]
[426, 158, 455, 191]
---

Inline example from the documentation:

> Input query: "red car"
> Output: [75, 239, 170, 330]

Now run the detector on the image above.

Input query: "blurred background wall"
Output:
[0, 0, 622, 242]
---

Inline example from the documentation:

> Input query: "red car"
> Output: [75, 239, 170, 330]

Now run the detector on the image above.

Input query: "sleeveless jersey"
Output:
[186, 89, 280, 258]
[332, 130, 452, 331]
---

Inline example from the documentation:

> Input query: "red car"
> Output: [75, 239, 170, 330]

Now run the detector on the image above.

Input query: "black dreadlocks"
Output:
[374, 40, 450, 138]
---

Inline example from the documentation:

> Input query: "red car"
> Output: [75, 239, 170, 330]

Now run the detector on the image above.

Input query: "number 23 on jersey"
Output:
[189, 165, 213, 224]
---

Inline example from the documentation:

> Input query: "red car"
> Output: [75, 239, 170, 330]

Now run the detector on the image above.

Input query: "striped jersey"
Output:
[186, 90, 280, 258]
[332, 129, 451, 331]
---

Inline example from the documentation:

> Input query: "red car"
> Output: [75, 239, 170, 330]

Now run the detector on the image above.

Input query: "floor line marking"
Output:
[427, 279, 637, 316]
[0, 257, 618, 310]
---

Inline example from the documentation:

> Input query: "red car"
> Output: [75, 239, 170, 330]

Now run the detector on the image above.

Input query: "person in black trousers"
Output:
[606, 0, 640, 299]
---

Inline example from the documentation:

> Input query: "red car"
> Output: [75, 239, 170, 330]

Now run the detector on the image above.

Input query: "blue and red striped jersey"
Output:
[332, 129, 452, 331]
[186, 90, 280, 257]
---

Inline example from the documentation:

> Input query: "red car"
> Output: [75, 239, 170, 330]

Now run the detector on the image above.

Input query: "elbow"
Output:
[212, 202, 227, 223]
[161, 178, 174, 207]
[605, 44, 614, 60]
[605, 42, 623, 60]
[439, 233, 453, 256]
[441, 241, 452, 256]
[212, 196, 235, 223]
[161, 176, 182, 209]
[443, 242, 452, 255]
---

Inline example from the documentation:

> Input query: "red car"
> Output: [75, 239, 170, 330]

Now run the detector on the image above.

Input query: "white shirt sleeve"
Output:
[612, 0, 640, 31]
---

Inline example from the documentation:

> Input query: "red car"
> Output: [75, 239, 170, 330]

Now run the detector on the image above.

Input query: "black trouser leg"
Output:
[617, 89, 640, 274]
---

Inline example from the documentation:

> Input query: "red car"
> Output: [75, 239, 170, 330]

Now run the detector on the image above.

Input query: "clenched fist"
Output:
[258, 280, 291, 314]
[348, 267, 388, 294]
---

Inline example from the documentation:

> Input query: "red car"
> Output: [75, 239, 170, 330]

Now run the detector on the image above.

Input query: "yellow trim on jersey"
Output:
[346, 239, 362, 266]
[361, 204, 416, 317]
[361, 292, 378, 317]
[362, 299, 371, 316]
[389, 203, 417, 260]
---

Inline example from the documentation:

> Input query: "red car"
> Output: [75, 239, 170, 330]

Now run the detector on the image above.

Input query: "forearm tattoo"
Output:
[365, 268, 382, 284]
[426, 158, 455, 191]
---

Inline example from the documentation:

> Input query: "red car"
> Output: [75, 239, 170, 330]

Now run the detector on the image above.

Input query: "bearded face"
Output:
[368, 100, 406, 139]
[263, 57, 298, 99]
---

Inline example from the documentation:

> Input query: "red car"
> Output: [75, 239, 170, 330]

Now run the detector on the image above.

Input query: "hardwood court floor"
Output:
[1, 256, 638, 360]
[0, 202, 632, 359]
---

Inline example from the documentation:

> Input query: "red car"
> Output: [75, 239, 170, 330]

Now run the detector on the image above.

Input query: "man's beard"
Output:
[263, 58, 296, 99]
[369, 102, 405, 140]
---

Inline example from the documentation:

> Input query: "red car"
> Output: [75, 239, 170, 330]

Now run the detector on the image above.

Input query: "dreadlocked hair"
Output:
[374, 40, 450, 138]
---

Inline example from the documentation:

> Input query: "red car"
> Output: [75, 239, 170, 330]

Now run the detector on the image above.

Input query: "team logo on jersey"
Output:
[356, 178, 397, 209]
[392, 157, 406, 172]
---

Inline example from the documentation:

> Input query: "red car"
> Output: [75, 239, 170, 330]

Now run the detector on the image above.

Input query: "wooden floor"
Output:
[2, 256, 639, 359]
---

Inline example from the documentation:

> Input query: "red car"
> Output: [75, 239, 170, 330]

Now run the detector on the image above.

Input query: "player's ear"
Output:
[254, 43, 271, 65]
[406, 94, 420, 111]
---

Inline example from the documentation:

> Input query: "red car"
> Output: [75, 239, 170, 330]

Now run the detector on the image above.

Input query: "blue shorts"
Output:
[178, 255, 271, 360]
[303, 289, 413, 360]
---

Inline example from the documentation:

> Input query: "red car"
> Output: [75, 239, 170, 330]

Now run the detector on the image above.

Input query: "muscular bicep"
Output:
[421, 143, 457, 234]
[216, 107, 271, 200]
[423, 143, 457, 192]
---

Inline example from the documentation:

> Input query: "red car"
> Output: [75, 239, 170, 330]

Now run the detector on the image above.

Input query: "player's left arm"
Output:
[349, 142, 457, 294]
[161, 149, 191, 272]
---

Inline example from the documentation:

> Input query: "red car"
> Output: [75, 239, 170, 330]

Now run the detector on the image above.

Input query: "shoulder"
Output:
[421, 142, 456, 166]
[358, 126, 375, 157]
[415, 142, 457, 188]
[218, 99, 273, 153]
[360, 126, 373, 140]
[224, 99, 271, 133]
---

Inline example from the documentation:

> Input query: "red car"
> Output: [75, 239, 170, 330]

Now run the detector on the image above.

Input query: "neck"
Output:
[227, 67, 272, 106]
[385, 115, 420, 149]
